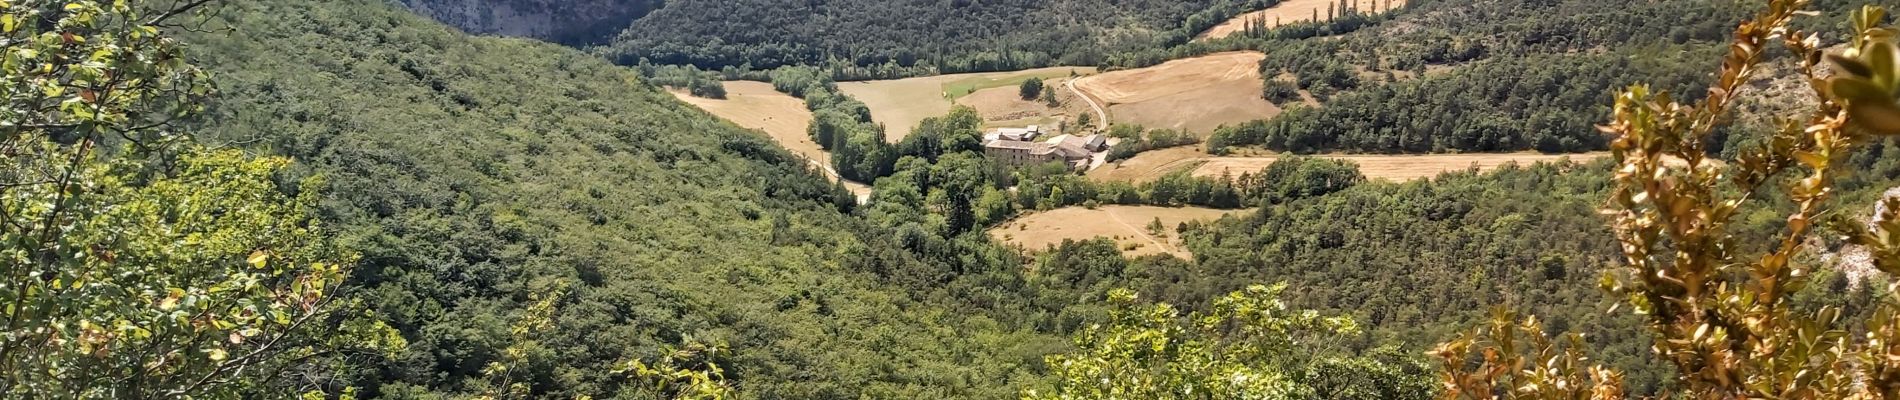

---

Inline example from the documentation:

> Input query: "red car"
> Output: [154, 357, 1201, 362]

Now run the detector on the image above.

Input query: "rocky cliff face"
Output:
[396, 0, 659, 45]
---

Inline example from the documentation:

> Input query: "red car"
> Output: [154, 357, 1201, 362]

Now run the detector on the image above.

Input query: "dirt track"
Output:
[838, 67, 1095, 142]
[1070, 52, 1280, 135]
[953, 77, 1094, 130]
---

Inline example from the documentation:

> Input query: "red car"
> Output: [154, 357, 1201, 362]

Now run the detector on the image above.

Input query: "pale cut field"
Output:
[1193, 152, 1611, 181]
[838, 67, 1096, 143]
[1086, 146, 1214, 182]
[670, 81, 872, 198]
[1090, 146, 1608, 183]
[1071, 51, 1280, 135]
[954, 77, 1093, 129]
[1195, 0, 1409, 41]
[990, 206, 1246, 259]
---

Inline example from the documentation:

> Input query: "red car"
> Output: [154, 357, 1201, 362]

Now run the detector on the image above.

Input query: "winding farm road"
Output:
[806, 159, 872, 203]
[1066, 78, 1110, 129]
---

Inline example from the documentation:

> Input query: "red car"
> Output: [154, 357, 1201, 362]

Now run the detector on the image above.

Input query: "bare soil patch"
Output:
[1072, 52, 1280, 135]
[1196, 0, 1409, 42]
[838, 67, 1096, 142]
[671, 81, 872, 198]
[990, 205, 1245, 259]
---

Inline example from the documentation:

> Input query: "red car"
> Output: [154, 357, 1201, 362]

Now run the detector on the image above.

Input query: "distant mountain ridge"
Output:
[395, 0, 660, 45]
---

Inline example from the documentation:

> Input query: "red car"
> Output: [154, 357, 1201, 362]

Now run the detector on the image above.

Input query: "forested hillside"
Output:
[177, 0, 1087, 397]
[596, 0, 1258, 73]
[1193, 0, 1898, 154]
[1097, 143, 1900, 392]
[55, 0, 1895, 397]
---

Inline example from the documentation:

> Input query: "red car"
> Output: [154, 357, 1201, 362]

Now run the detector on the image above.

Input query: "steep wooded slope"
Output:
[596, 0, 1233, 72]
[179, 0, 1061, 397]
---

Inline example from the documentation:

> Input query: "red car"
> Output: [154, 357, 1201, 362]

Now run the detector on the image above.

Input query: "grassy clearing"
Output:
[838, 67, 1096, 142]
[942, 69, 1085, 100]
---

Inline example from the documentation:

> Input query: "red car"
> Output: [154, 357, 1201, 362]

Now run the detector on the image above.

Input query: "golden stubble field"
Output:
[1195, 0, 1410, 42]
[952, 76, 1102, 129]
[1071, 51, 1281, 135]
[1192, 152, 1610, 181]
[1090, 146, 1609, 183]
[837, 67, 1095, 142]
[989, 205, 1247, 259]
[669, 81, 872, 198]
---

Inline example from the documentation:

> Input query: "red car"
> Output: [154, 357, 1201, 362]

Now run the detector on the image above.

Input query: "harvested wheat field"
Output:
[1086, 146, 1213, 182]
[670, 81, 872, 198]
[1192, 152, 1611, 182]
[838, 67, 1095, 142]
[1196, 0, 1409, 41]
[990, 206, 1245, 259]
[1071, 52, 1279, 135]
[953, 77, 1095, 129]
[1093, 147, 1607, 183]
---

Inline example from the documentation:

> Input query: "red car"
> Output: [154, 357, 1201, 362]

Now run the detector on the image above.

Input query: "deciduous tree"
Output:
[0, 0, 400, 397]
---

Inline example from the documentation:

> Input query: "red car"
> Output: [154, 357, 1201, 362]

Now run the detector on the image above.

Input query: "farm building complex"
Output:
[982, 125, 1109, 171]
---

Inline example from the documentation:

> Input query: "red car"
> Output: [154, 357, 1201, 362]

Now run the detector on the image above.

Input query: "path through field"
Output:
[1070, 52, 1279, 135]
[1065, 78, 1109, 129]
[954, 76, 1093, 129]
[838, 67, 1095, 142]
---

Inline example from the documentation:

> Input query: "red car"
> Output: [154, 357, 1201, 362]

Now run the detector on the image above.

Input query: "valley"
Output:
[672, 48, 1611, 261]
[33, 0, 1893, 398]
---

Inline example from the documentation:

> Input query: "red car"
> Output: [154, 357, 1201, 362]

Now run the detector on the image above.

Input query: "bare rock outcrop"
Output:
[396, 0, 659, 45]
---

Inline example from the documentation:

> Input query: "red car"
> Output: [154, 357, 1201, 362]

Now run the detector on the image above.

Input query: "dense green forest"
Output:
[194, 0, 1900, 396]
[171, 2, 1426, 396]
[1185, 0, 1898, 154]
[17, 0, 1900, 397]
[595, 0, 1245, 74]
[178, 0, 1093, 397]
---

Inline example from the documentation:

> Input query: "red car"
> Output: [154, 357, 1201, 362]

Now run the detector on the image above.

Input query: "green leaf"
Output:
[247, 250, 268, 268]
[1871, 41, 1900, 89]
